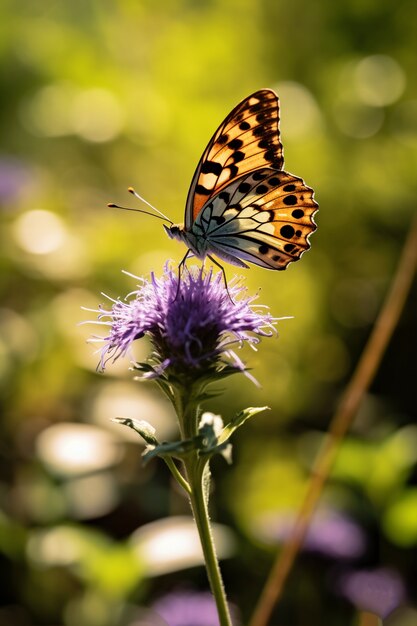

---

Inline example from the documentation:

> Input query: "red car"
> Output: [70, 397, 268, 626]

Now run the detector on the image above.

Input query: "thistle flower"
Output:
[92, 265, 277, 384]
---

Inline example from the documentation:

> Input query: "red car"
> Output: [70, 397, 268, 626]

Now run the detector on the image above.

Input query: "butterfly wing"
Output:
[185, 89, 283, 230]
[191, 168, 318, 270]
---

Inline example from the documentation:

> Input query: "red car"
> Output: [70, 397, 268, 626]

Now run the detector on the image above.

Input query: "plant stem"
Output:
[164, 457, 191, 494]
[249, 215, 417, 626]
[174, 384, 233, 626]
[186, 459, 233, 626]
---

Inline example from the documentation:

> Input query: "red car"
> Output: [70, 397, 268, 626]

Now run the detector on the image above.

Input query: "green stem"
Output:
[164, 457, 191, 494]
[173, 384, 232, 626]
[186, 459, 233, 626]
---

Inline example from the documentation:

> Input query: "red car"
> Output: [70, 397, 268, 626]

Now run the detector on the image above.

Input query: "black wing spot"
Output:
[283, 184, 296, 192]
[228, 138, 243, 150]
[258, 139, 273, 149]
[201, 161, 223, 176]
[252, 171, 268, 181]
[264, 149, 277, 162]
[228, 164, 239, 178]
[253, 124, 272, 137]
[238, 182, 251, 193]
[292, 209, 304, 218]
[196, 184, 211, 196]
[256, 184, 269, 194]
[239, 121, 250, 130]
[217, 133, 229, 145]
[283, 194, 297, 206]
[213, 216, 226, 225]
[259, 244, 269, 254]
[250, 102, 263, 113]
[268, 176, 280, 186]
[280, 225, 295, 239]
[219, 191, 230, 202]
[284, 243, 296, 252]
[296, 229, 302, 237]
[232, 151, 245, 163]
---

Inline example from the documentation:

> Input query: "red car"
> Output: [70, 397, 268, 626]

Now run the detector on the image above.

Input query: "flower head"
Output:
[93, 265, 276, 383]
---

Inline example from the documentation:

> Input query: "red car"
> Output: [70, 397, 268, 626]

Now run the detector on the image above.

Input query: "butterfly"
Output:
[111, 89, 318, 281]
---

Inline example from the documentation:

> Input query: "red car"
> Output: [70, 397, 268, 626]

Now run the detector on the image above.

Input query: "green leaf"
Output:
[142, 438, 196, 463]
[219, 406, 270, 443]
[111, 417, 159, 446]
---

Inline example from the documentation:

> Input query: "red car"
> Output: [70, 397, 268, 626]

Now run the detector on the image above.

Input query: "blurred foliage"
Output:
[0, 0, 416, 625]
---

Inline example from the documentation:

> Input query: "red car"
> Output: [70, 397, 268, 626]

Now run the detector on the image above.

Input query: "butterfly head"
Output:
[164, 223, 185, 242]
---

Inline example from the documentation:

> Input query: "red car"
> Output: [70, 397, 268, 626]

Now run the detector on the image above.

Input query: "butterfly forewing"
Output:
[192, 168, 318, 270]
[185, 89, 284, 229]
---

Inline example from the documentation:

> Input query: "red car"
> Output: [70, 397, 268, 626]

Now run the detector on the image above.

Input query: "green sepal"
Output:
[219, 406, 270, 444]
[111, 417, 159, 446]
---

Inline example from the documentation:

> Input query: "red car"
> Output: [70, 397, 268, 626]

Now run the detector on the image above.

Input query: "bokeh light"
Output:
[354, 55, 406, 107]
[131, 516, 236, 576]
[13, 209, 67, 255]
[36, 422, 123, 476]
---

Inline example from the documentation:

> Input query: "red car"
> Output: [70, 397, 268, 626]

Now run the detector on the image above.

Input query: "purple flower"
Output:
[255, 509, 366, 560]
[150, 590, 237, 626]
[0, 156, 32, 205]
[338, 567, 406, 618]
[92, 265, 277, 381]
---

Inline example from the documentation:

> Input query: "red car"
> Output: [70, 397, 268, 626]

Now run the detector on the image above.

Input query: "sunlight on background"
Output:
[354, 55, 406, 107]
[20, 84, 124, 142]
[13, 209, 66, 255]
[131, 516, 236, 576]
[334, 54, 407, 139]
[90, 381, 178, 442]
[36, 422, 123, 476]
[273, 81, 322, 139]
[71, 88, 124, 143]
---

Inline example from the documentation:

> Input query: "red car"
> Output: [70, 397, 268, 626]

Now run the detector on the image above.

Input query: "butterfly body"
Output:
[168, 89, 318, 272]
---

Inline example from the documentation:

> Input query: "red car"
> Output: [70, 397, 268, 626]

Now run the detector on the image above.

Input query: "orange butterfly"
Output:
[111, 89, 318, 278]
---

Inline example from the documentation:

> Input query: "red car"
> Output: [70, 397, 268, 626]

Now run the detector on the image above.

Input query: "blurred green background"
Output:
[0, 1, 416, 625]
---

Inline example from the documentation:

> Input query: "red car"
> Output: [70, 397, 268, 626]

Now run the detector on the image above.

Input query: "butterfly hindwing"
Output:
[185, 89, 284, 229]
[191, 168, 318, 270]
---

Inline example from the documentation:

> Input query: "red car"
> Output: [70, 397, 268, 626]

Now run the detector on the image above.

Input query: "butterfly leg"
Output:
[174, 249, 192, 300]
[207, 255, 234, 303]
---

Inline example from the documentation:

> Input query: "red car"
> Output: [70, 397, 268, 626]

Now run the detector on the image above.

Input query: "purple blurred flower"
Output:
[256, 509, 366, 559]
[92, 265, 276, 380]
[339, 567, 406, 618]
[151, 591, 224, 626]
[0, 156, 31, 205]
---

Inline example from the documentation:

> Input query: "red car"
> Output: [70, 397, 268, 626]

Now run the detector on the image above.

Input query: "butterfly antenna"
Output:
[128, 187, 173, 225]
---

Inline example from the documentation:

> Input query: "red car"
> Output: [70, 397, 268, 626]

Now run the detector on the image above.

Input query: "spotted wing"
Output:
[192, 168, 318, 270]
[185, 89, 283, 230]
